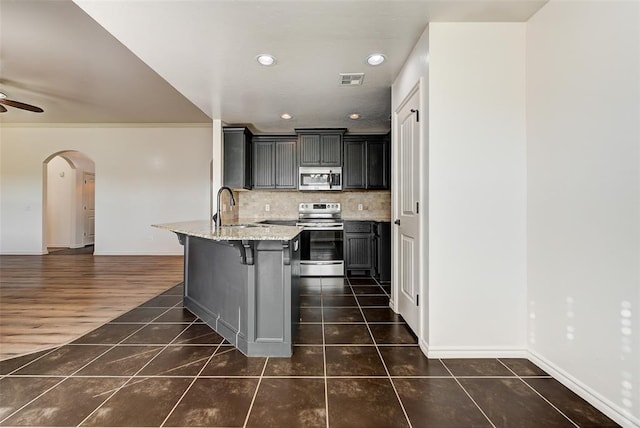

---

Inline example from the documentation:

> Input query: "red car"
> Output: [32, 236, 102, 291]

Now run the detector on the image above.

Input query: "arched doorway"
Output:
[43, 151, 95, 254]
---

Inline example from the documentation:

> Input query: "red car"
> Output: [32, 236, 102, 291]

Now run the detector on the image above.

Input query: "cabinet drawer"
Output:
[344, 221, 373, 233]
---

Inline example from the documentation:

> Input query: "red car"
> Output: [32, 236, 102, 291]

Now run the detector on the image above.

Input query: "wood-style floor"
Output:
[0, 254, 183, 360]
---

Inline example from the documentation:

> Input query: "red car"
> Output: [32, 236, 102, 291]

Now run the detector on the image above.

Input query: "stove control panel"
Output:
[298, 202, 341, 214]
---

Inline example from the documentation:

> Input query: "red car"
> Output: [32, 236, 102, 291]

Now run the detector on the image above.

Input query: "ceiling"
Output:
[0, 0, 546, 133]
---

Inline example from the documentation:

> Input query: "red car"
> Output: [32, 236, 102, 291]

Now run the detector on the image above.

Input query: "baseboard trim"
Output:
[93, 251, 183, 256]
[528, 350, 639, 428]
[419, 338, 429, 356]
[426, 346, 528, 359]
[0, 251, 47, 255]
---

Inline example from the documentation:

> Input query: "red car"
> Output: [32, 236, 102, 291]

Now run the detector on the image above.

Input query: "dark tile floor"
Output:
[0, 277, 619, 427]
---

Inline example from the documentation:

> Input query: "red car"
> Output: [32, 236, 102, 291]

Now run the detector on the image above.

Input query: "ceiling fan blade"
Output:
[0, 104, 6, 113]
[0, 98, 44, 113]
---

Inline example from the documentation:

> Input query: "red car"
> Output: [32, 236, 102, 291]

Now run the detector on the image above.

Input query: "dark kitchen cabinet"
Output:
[344, 221, 375, 276]
[345, 221, 391, 281]
[223, 127, 253, 190]
[367, 136, 390, 189]
[374, 222, 391, 282]
[297, 129, 345, 167]
[343, 138, 366, 189]
[252, 136, 297, 189]
[343, 134, 390, 190]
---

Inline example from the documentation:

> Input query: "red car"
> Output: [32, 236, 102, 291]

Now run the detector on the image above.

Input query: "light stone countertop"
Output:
[152, 220, 303, 241]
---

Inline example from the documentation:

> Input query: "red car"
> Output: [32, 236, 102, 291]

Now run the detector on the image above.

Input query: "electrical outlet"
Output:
[265, 204, 270, 212]
[357, 203, 363, 211]
[222, 204, 227, 212]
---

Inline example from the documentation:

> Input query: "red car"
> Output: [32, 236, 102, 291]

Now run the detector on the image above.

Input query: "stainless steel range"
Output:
[297, 202, 344, 277]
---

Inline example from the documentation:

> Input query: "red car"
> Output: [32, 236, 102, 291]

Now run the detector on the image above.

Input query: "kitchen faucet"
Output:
[213, 186, 236, 230]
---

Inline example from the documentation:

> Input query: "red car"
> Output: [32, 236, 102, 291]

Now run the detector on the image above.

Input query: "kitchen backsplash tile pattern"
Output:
[237, 191, 391, 221]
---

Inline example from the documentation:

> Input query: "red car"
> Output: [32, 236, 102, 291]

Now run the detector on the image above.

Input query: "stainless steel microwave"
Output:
[298, 167, 342, 191]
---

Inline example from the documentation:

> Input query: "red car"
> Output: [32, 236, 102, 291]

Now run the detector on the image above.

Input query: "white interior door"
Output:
[395, 88, 421, 333]
[82, 172, 95, 245]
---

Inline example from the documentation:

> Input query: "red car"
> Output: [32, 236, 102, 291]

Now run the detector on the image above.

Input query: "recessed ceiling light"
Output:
[256, 54, 277, 66]
[280, 113, 292, 120]
[366, 53, 386, 66]
[349, 113, 361, 120]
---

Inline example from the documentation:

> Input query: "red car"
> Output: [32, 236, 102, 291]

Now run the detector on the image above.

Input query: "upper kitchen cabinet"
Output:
[343, 134, 390, 190]
[297, 129, 346, 167]
[367, 134, 390, 189]
[252, 136, 297, 190]
[343, 137, 366, 188]
[223, 127, 253, 190]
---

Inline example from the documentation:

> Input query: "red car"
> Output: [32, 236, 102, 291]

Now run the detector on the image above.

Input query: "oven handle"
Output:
[300, 261, 344, 265]
[297, 226, 344, 231]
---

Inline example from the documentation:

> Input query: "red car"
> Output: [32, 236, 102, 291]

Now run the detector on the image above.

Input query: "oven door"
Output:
[299, 227, 344, 276]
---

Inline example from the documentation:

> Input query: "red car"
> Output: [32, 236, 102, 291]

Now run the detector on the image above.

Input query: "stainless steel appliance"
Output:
[297, 202, 344, 276]
[298, 167, 342, 191]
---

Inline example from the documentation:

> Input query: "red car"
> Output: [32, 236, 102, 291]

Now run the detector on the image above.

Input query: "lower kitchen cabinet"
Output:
[344, 221, 391, 281]
[344, 221, 375, 276]
[375, 222, 391, 282]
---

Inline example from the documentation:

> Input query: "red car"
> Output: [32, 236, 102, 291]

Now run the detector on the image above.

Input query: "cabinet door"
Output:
[345, 233, 373, 270]
[321, 134, 342, 166]
[367, 139, 389, 189]
[299, 134, 321, 166]
[275, 140, 297, 189]
[252, 141, 274, 189]
[343, 139, 366, 189]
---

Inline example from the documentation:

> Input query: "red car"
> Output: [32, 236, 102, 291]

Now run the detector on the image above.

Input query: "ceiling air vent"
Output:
[339, 73, 365, 86]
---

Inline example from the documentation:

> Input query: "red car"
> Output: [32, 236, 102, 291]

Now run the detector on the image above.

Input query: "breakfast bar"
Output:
[153, 220, 303, 357]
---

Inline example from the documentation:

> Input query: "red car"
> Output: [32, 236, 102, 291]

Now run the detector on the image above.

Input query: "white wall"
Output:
[1, 125, 212, 255]
[46, 156, 75, 247]
[527, 2, 640, 426]
[427, 23, 528, 355]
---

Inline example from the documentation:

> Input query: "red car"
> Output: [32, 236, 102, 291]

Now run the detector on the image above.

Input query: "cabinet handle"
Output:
[394, 219, 401, 226]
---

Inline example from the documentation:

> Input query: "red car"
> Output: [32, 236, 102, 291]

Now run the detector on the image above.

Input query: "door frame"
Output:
[391, 79, 427, 352]
[42, 150, 95, 253]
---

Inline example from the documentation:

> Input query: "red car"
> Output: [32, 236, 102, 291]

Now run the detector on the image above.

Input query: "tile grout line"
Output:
[0, 323, 147, 424]
[496, 359, 580, 428]
[439, 359, 497, 428]
[352, 279, 413, 428]
[0, 371, 69, 425]
[0, 303, 181, 426]
[322, 278, 330, 428]
[159, 339, 226, 427]
[1, 346, 59, 376]
[242, 354, 269, 428]
[75, 317, 198, 427]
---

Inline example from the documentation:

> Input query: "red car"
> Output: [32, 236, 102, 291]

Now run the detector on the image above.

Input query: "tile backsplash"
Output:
[237, 190, 391, 221]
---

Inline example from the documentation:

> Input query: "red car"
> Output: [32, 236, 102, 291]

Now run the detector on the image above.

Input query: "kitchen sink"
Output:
[223, 223, 264, 229]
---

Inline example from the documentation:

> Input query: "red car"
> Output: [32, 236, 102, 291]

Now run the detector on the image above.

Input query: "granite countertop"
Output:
[152, 220, 303, 241]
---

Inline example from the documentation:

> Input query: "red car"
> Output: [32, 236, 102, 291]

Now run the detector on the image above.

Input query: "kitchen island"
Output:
[153, 220, 303, 357]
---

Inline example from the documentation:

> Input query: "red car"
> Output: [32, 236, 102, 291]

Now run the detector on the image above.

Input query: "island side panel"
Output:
[240, 238, 300, 357]
[183, 235, 248, 346]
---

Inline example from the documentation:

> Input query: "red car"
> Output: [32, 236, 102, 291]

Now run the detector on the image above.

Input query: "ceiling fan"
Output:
[0, 92, 44, 113]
